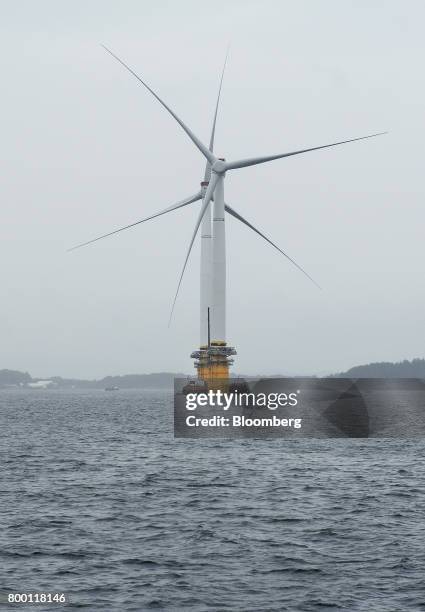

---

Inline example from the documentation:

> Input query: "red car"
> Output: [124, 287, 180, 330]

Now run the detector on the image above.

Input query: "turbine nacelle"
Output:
[212, 158, 226, 174]
[200, 180, 209, 196]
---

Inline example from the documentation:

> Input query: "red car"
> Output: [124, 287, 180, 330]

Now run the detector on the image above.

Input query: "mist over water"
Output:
[2, 389, 425, 611]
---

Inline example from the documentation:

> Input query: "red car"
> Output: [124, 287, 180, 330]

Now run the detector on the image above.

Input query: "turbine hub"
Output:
[212, 159, 226, 174]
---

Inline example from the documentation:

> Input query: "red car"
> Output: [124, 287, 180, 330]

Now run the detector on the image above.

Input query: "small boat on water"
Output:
[105, 386, 119, 391]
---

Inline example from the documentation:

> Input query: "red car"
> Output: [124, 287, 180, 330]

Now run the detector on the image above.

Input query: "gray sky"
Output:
[1, 0, 424, 378]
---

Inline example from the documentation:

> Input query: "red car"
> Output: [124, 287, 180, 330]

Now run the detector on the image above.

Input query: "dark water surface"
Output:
[1, 389, 425, 611]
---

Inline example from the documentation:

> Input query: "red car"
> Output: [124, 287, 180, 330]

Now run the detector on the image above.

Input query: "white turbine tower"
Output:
[71, 46, 386, 385]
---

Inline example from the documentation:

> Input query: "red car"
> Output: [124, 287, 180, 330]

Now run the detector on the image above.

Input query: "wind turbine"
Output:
[71, 46, 386, 384]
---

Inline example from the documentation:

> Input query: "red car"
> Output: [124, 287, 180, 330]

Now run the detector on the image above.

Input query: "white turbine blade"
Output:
[223, 132, 387, 171]
[68, 192, 202, 252]
[203, 48, 229, 182]
[208, 49, 229, 153]
[102, 45, 215, 164]
[225, 203, 321, 289]
[169, 173, 219, 324]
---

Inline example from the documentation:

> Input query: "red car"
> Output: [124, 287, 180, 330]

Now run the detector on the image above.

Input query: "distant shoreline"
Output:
[1, 359, 425, 389]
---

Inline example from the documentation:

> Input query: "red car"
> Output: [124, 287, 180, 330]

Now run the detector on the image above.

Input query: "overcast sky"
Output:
[1, 0, 424, 378]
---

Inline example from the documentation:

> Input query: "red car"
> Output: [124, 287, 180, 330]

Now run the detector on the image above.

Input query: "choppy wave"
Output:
[1, 389, 425, 611]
